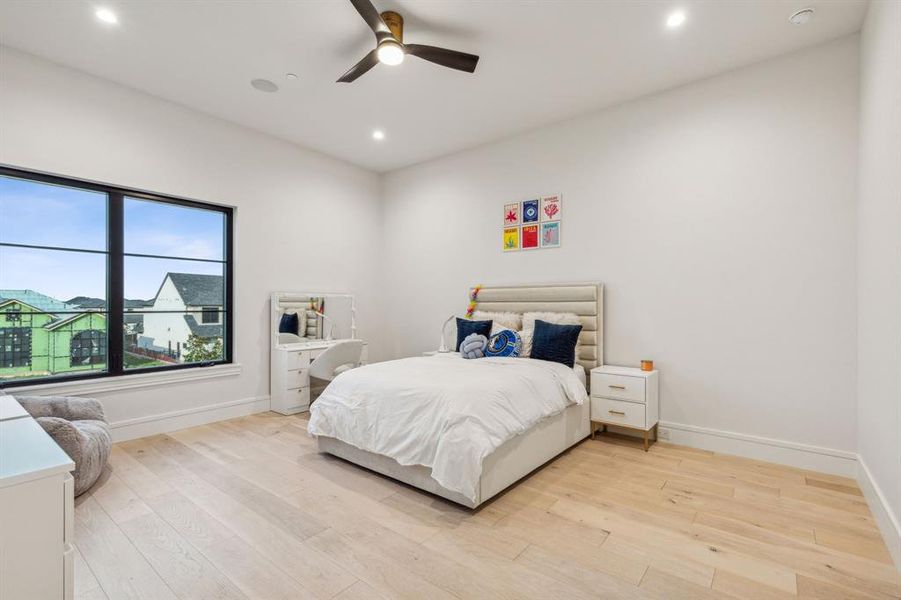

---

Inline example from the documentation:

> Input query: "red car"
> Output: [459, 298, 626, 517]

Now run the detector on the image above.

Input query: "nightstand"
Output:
[589, 365, 659, 451]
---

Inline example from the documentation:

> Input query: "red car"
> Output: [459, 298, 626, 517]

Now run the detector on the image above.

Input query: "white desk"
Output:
[0, 395, 76, 599]
[270, 339, 367, 415]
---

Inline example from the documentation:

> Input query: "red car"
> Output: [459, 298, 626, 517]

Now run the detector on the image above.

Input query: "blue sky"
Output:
[0, 175, 224, 302]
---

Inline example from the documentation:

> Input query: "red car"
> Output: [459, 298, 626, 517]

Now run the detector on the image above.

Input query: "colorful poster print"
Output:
[503, 203, 520, 226]
[521, 224, 539, 249]
[541, 195, 561, 221]
[522, 199, 539, 223]
[540, 221, 561, 248]
[503, 227, 520, 252]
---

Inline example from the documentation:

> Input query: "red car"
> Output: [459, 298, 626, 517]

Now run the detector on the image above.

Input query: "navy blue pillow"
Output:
[531, 319, 582, 368]
[278, 312, 299, 335]
[456, 318, 492, 352]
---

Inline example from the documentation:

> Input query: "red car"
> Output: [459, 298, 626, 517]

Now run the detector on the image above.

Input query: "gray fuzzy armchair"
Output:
[13, 395, 111, 496]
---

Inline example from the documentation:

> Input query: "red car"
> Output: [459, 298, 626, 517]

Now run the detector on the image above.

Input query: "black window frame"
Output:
[0, 165, 234, 388]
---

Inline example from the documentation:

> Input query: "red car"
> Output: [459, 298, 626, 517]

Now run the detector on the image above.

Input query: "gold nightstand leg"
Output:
[643, 429, 649, 452]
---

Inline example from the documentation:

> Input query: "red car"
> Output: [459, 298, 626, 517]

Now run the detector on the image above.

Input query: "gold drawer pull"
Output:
[608, 384, 626, 390]
[608, 410, 626, 416]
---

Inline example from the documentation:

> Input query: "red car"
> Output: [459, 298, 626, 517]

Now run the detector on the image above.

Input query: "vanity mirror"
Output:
[269, 292, 364, 415]
[270, 292, 356, 347]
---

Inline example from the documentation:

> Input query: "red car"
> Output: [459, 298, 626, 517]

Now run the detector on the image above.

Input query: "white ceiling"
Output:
[0, 0, 866, 172]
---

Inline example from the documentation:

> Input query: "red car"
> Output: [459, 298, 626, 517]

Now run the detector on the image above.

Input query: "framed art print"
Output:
[521, 224, 539, 249]
[541, 195, 561, 221]
[540, 221, 561, 248]
[503, 203, 520, 226]
[522, 199, 539, 223]
[503, 226, 520, 251]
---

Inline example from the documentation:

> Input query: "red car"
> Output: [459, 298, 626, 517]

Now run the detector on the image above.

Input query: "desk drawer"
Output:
[285, 369, 310, 390]
[590, 372, 645, 403]
[286, 351, 310, 371]
[283, 387, 310, 411]
[591, 397, 646, 429]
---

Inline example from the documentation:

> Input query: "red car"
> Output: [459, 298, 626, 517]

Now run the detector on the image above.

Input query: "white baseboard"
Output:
[857, 456, 901, 570]
[657, 420, 859, 478]
[110, 395, 271, 442]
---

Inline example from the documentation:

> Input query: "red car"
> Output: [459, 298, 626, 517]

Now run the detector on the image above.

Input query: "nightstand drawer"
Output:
[591, 397, 646, 429]
[590, 372, 645, 403]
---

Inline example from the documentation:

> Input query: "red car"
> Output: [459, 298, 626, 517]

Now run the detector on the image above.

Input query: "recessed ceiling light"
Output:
[376, 41, 405, 66]
[372, 130, 386, 141]
[285, 73, 299, 80]
[789, 8, 815, 25]
[666, 10, 686, 29]
[95, 8, 118, 24]
[250, 79, 278, 93]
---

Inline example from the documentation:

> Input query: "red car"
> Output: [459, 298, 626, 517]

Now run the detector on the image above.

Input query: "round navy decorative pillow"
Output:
[485, 329, 523, 358]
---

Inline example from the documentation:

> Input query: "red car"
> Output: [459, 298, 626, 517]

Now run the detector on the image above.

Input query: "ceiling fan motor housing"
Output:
[380, 11, 404, 42]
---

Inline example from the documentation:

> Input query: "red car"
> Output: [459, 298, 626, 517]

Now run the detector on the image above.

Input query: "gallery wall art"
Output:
[502, 195, 562, 252]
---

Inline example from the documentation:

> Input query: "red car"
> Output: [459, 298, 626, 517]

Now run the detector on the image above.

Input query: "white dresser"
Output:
[0, 395, 76, 600]
[589, 365, 659, 451]
[270, 340, 367, 415]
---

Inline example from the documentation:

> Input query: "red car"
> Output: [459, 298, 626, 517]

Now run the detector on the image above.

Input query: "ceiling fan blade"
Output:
[348, 0, 393, 42]
[405, 44, 479, 73]
[337, 48, 380, 83]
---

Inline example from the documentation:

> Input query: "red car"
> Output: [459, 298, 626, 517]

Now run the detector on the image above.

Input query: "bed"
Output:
[309, 283, 604, 508]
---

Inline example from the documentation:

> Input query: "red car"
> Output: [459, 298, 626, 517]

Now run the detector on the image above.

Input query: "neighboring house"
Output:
[0, 275, 223, 380]
[139, 273, 223, 359]
[68, 296, 150, 340]
[0, 293, 107, 380]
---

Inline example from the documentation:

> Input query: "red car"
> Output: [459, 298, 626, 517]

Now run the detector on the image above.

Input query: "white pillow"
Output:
[521, 311, 581, 331]
[473, 310, 522, 331]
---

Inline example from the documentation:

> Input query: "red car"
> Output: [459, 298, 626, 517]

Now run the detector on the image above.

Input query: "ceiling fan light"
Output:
[377, 41, 405, 66]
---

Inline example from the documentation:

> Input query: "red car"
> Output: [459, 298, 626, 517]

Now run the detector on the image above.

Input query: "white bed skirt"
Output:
[316, 399, 590, 508]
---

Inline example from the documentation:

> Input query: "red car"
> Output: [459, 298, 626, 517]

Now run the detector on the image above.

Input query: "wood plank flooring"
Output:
[74, 412, 900, 599]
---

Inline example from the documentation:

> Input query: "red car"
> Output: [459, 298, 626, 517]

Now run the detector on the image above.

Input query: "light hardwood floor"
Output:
[74, 412, 900, 600]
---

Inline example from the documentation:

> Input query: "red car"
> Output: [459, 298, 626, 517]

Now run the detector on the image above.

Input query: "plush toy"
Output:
[485, 329, 523, 358]
[459, 333, 488, 359]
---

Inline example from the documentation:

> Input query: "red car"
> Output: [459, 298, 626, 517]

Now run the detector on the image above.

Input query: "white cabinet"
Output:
[0, 398, 75, 600]
[270, 341, 367, 415]
[589, 365, 659, 451]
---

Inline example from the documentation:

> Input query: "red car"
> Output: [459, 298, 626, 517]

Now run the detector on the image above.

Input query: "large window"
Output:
[0, 167, 233, 386]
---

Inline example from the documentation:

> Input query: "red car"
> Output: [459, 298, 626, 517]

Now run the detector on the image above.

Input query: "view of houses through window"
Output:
[0, 169, 231, 384]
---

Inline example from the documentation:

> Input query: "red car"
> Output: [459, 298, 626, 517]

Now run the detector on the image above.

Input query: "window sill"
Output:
[3, 363, 242, 396]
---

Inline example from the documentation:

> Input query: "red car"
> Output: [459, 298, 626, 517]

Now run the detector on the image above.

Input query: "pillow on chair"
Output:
[456, 318, 492, 352]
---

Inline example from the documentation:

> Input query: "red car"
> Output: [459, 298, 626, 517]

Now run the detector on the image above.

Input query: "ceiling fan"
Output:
[337, 0, 479, 83]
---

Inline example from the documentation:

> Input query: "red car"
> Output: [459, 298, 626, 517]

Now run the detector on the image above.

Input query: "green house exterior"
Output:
[0, 298, 107, 381]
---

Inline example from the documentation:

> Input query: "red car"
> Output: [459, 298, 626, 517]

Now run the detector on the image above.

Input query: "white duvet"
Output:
[307, 354, 587, 503]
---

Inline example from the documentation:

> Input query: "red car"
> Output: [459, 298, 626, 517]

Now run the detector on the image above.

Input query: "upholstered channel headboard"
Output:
[472, 283, 604, 372]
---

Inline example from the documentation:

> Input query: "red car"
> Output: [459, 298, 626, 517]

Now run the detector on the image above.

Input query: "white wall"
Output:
[0, 48, 384, 433]
[382, 38, 860, 463]
[856, 0, 901, 567]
